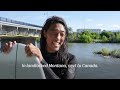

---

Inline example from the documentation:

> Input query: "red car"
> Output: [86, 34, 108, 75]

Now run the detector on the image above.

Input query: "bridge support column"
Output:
[0, 24, 2, 34]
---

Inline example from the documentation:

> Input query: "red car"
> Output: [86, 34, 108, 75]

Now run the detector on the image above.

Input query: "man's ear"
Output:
[43, 31, 47, 38]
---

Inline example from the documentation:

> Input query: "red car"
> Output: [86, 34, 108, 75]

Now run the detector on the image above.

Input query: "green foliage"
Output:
[36, 37, 40, 42]
[115, 33, 120, 43]
[94, 48, 110, 56]
[68, 32, 78, 42]
[91, 32, 100, 39]
[100, 31, 111, 38]
[100, 31, 116, 43]
[68, 28, 120, 43]
[79, 34, 93, 43]
[110, 49, 120, 58]
[100, 48, 110, 56]
[94, 48, 120, 58]
[81, 30, 91, 35]
[101, 35, 108, 42]
[68, 27, 73, 34]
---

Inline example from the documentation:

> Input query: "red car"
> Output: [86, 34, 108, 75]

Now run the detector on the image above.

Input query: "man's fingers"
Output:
[25, 44, 37, 57]
[5, 43, 8, 46]
[12, 41, 17, 45]
[3, 43, 9, 52]
[3, 41, 16, 54]
[26, 51, 33, 57]
[8, 41, 12, 48]
[25, 45, 30, 53]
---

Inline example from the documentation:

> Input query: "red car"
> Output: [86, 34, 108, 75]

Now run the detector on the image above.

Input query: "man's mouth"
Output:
[53, 42, 60, 46]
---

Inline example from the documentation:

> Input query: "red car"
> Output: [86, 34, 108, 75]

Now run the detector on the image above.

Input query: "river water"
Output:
[68, 43, 120, 79]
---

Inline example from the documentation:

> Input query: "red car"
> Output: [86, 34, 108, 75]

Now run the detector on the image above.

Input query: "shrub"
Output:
[100, 48, 110, 56]
[110, 49, 120, 58]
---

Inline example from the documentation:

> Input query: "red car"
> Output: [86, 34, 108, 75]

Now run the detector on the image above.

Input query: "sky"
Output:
[0, 11, 120, 32]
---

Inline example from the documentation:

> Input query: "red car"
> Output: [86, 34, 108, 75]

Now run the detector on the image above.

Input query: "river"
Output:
[68, 43, 120, 79]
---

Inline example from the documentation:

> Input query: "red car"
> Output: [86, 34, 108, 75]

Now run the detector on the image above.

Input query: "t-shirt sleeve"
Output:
[41, 53, 77, 79]
[65, 54, 77, 79]
[41, 59, 60, 79]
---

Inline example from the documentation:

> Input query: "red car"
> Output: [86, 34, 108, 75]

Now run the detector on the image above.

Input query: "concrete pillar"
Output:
[28, 28, 29, 35]
[16, 27, 18, 35]
[34, 29, 37, 36]
[0, 24, 2, 34]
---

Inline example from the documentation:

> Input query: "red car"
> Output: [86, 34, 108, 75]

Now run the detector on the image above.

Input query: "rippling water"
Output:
[68, 43, 120, 79]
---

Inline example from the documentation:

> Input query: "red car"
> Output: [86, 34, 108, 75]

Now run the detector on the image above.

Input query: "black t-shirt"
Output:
[41, 51, 77, 79]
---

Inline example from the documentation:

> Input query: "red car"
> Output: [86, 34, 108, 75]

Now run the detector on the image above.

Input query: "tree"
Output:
[81, 30, 91, 36]
[68, 27, 73, 34]
[116, 32, 120, 43]
[102, 35, 108, 42]
[79, 34, 93, 43]
[68, 27, 73, 41]
[91, 32, 100, 39]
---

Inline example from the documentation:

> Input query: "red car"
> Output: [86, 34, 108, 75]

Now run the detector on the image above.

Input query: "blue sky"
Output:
[0, 11, 120, 32]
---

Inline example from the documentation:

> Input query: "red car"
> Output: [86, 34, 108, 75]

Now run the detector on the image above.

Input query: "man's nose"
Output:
[56, 33, 61, 40]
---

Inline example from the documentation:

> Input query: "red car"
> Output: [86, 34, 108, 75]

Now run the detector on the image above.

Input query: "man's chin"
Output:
[53, 48, 60, 52]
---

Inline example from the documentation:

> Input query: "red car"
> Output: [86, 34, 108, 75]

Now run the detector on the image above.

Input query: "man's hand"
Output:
[25, 43, 43, 62]
[3, 41, 16, 54]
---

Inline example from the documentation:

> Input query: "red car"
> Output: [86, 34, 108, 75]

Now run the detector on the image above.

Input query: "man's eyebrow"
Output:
[50, 30, 65, 32]
[53, 31, 65, 33]
[61, 31, 65, 32]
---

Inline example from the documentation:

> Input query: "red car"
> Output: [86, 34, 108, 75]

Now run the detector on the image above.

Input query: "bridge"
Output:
[0, 17, 43, 48]
[0, 17, 42, 37]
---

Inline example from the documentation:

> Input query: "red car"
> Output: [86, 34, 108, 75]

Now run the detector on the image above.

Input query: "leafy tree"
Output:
[115, 32, 120, 42]
[91, 32, 100, 39]
[102, 35, 108, 42]
[81, 30, 91, 36]
[68, 27, 73, 34]
[79, 34, 93, 43]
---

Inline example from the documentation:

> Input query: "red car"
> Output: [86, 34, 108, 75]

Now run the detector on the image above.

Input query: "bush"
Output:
[110, 49, 120, 58]
[36, 37, 40, 42]
[94, 48, 120, 58]
[79, 35, 93, 43]
[100, 48, 110, 56]
[101, 35, 109, 43]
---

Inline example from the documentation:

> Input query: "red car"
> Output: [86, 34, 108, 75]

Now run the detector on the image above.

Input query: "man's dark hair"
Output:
[40, 16, 69, 64]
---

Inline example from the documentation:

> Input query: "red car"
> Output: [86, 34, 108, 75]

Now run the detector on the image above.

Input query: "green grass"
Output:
[100, 48, 110, 56]
[94, 48, 120, 58]
[110, 49, 120, 58]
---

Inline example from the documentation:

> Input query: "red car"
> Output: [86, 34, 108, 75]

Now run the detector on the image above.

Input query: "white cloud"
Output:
[105, 24, 120, 30]
[86, 18, 93, 22]
[94, 24, 120, 30]
[100, 24, 120, 30]
[13, 16, 33, 20]
[112, 24, 120, 28]
[97, 24, 103, 26]
[107, 25, 111, 28]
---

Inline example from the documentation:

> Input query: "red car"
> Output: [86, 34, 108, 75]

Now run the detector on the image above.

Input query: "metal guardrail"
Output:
[0, 17, 42, 28]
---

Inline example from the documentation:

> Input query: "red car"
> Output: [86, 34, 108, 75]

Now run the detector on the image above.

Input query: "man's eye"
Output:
[60, 33, 65, 36]
[52, 33, 56, 35]
[50, 32, 56, 35]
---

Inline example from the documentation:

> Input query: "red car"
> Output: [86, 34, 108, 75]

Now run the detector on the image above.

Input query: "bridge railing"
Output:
[0, 17, 42, 28]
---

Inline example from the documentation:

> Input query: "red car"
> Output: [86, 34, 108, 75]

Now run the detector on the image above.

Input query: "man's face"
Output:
[44, 23, 66, 53]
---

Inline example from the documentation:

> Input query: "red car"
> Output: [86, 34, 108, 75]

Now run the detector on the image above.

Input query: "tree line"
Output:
[68, 27, 120, 43]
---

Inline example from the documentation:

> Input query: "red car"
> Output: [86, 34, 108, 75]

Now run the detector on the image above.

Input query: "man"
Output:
[3, 16, 77, 79]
